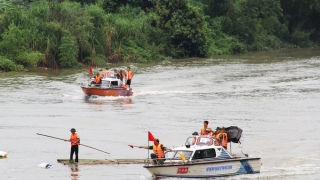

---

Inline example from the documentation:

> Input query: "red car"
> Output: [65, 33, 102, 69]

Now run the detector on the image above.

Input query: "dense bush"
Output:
[0, 0, 318, 71]
[15, 51, 45, 68]
[0, 56, 18, 71]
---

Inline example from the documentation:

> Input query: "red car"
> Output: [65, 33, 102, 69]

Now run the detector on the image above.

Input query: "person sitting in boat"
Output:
[99, 69, 104, 77]
[201, 121, 214, 136]
[191, 132, 198, 145]
[113, 69, 120, 79]
[138, 138, 172, 165]
[205, 128, 213, 136]
[92, 73, 102, 86]
[215, 127, 228, 149]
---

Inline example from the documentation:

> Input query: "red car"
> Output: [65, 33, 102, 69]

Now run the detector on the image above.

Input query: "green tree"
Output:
[224, 0, 284, 51]
[0, 56, 17, 71]
[58, 31, 78, 68]
[281, 0, 320, 46]
[15, 51, 44, 68]
[0, 24, 28, 59]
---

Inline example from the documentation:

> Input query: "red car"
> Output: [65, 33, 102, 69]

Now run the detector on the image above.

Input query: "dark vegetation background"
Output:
[0, 0, 319, 71]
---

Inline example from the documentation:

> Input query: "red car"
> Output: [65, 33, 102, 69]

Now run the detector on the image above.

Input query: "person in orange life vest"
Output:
[215, 127, 228, 149]
[138, 138, 172, 165]
[126, 67, 133, 87]
[68, 128, 80, 163]
[200, 120, 214, 135]
[217, 133, 228, 149]
[94, 73, 102, 85]
[122, 83, 130, 96]
[90, 73, 99, 85]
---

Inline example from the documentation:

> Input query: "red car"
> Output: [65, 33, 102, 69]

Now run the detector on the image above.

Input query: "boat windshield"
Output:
[165, 151, 193, 160]
[186, 136, 217, 146]
[110, 80, 119, 87]
[192, 148, 217, 160]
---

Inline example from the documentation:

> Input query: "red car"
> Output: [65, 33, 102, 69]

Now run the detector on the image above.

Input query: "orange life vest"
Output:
[201, 126, 210, 135]
[94, 75, 101, 83]
[127, 70, 133, 80]
[153, 143, 165, 158]
[216, 133, 228, 149]
[70, 133, 80, 146]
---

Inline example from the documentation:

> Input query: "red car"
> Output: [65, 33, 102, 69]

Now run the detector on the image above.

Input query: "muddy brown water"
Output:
[1, 48, 320, 179]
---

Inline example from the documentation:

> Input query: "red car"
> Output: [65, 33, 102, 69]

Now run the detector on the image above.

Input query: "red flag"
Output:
[89, 66, 92, 74]
[148, 131, 155, 141]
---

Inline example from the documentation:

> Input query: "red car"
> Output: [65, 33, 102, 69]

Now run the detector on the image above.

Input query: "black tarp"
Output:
[225, 126, 243, 143]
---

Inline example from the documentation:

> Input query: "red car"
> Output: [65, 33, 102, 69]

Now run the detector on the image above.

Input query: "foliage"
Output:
[0, 0, 319, 71]
[290, 28, 313, 48]
[0, 56, 17, 71]
[0, 24, 28, 59]
[58, 31, 78, 68]
[15, 51, 45, 68]
[104, 6, 167, 62]
[165, 4, 212, 57]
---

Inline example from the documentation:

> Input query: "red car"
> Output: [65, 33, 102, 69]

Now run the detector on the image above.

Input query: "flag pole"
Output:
[148, 133, 150, 163]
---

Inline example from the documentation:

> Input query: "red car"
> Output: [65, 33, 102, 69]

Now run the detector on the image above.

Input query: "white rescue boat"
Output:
[143, 126, 261, 178]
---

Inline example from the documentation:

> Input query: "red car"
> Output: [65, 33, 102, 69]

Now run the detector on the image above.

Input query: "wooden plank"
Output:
[57, 159, 145, 165]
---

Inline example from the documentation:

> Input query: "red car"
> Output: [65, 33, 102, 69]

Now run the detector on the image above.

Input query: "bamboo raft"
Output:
[57, 159, 146, 165]
[57, 159, 187, 165]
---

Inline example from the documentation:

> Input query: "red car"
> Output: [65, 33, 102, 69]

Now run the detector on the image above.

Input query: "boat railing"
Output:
[143, 156, 245, 166]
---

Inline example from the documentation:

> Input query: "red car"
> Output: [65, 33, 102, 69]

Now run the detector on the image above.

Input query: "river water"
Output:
[0, 48, 320, 180]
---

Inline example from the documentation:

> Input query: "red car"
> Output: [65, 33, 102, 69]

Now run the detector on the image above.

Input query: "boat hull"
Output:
[81, 86, 133, 96]
[144, 158, 261, 178]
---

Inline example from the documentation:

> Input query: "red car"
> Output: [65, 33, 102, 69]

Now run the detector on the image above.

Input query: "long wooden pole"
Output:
[80, 144, 110, 154]
[36, 133, 110, 154]
[37, 133, 68, 141]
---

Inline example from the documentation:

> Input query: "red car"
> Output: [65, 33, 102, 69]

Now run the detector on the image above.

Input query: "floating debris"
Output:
[0, 151, 8, 158]
[38, 163, 52, 169]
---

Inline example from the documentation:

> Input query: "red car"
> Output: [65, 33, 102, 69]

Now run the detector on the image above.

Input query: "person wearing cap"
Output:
[138, 138, 172, 165]
[99, 69, 104, 76]
[69, 128, 80, 163]
[201, 120, 214, 135]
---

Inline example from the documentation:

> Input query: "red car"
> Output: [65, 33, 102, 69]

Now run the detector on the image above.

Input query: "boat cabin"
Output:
[164, 135, 232, 162]
[89, 77, 123, 88]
